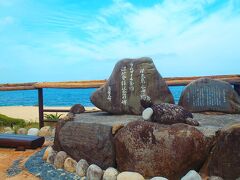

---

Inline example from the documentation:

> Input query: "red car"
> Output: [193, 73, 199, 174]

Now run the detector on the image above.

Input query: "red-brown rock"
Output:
[114, 121, 213, 179]
[200, 123, 240, 180]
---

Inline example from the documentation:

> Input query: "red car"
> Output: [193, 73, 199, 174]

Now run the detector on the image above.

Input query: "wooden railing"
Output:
[0, 74, 240, 128]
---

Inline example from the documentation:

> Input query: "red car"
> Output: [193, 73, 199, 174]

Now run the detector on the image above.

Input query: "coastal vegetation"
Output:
[0, 113, 26, 127]
[44, 113, 63, 121]
[0, 113, 39, 133]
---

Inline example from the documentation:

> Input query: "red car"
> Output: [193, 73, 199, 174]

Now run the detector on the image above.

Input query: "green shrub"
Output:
[0, 114, 26, 127]
[44, 113, 63, 121]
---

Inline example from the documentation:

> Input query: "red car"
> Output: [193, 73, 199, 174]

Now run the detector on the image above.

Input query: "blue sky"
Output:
[0, 0, 239, 83]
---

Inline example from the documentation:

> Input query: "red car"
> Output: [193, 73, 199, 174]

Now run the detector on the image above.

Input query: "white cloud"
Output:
[1, 0, 240, 82]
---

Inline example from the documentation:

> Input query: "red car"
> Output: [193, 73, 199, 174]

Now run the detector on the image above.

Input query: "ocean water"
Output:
[0, 86, 184, 106]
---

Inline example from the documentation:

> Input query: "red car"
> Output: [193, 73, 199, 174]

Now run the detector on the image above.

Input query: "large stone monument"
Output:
[91, 57, 174, 115]
[179, 78, 240, 113]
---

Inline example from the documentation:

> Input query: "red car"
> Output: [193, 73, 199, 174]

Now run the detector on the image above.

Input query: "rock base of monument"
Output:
[53, 112, 240, 179]
[53, 112, 141, 169]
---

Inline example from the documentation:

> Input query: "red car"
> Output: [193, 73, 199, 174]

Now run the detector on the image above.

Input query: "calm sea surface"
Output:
[0, 87, 184, 106]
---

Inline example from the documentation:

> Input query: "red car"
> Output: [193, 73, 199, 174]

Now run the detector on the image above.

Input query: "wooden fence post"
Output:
[38, 88, 44, 128]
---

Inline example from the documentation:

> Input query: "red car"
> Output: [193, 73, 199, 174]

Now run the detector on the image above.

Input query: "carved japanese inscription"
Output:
[179, 78, 240, 113]
[91, 57, 174, 115]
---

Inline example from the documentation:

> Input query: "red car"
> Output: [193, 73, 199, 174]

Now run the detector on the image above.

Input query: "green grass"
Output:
[0, 113, 58, 133]
[0, 113, 41, 133]
[0, 113, 26, 127]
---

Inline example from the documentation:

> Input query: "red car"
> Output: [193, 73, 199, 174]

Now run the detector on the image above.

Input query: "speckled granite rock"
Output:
[115, 121, 213, 179]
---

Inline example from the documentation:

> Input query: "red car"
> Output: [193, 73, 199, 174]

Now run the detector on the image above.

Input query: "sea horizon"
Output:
[0, 86, 184, 107]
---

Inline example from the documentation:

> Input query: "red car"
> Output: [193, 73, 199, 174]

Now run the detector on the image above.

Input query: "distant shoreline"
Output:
[0, 106, 98, 122]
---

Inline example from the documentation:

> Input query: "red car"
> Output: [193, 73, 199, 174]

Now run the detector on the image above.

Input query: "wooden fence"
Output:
[0, 74, 240, 128]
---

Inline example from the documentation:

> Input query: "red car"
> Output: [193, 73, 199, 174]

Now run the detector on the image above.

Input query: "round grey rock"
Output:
[54, 151, 68, 169]
[181, 170, 201, 180]
[87, 164, 103, 180]
[103, 167, 119, 180]
[17, 128, 27, 135]
[38, 126, 52, 137]
[46, 149, 57, 164]
[76, 159, 89, 177]
[27, 128, 39, 136]
[150, 177, 168, 180]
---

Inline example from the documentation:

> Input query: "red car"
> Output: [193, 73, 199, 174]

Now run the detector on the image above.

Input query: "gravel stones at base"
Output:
[103, 167, 119, 180]
[150, 177, 168, 180]
[25, 148, 81, 180]
[38, 126, 52, 137]
[54, 151, 68, 169]
[64, 157, 77, 173]
[76, 159, 89, 177]
[42, 146, 53, 161]
[117, 171, 145, 180]
[17, 128, 27, 135]
[87, 164, 103, 180]
[7, 158, 23, 177]
[27, 128, 39, 136]
[181, 170, 202, 180]
[46, 149, 57, 164]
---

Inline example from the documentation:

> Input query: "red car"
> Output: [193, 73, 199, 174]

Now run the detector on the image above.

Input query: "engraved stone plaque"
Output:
[179, 78, 240, 113]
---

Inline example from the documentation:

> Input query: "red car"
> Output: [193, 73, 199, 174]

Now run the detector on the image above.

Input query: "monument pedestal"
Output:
[54, 112, 141, 169]
[53, 112, 240, 178]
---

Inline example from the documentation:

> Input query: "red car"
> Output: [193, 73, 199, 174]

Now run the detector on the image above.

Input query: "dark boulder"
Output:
[57, 121, 115, 169]
[69, 104, 85, 114]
